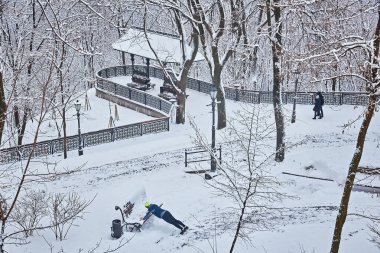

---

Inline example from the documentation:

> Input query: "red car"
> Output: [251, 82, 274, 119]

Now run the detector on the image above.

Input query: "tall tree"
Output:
[0, 72, 7, 144]
[266, 0, 285, 161]
[142, 0, 200, 124]
[193, 0, 245, 129]
[330, 4, 380, 253]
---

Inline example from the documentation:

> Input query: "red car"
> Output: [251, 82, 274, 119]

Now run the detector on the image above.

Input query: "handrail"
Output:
[97, 64, 371, 106]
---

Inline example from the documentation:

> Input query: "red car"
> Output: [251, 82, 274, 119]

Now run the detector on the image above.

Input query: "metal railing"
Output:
[0, 64, 371, 164]
[0, 118, 169, 164]
[99, 65, 370, 106]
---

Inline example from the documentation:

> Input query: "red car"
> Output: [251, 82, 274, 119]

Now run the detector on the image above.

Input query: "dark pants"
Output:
[162, 211, 186, 230]
[313, 109, 323, 119]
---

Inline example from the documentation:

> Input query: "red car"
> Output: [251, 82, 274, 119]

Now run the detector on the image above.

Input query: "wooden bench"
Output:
[132, 70, 151, 85]
[127, 82, 149, 91]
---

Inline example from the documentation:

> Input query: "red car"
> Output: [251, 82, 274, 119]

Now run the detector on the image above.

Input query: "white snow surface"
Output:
[3, 82, 380, 253]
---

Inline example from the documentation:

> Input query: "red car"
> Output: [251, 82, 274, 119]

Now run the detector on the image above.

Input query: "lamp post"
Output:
[74, 100, 83, 156]
[233, 84, 240, 101]
[210, 85, 217, 173]
[169, 97, 177, 124]
[291, 70, 300, 123]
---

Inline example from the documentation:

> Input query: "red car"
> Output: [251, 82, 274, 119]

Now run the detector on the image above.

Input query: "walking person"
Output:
[312, 92, 323, 119]
[144, 202, 188, 234]
[317, 91, 324, 118]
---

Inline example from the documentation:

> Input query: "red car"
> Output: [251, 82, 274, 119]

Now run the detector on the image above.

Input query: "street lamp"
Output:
[74, 100, 84, 156]
[209, 85, 217, 173]
[233, 84, 240, 101]
[169, 97, 177, 124]
[291, 70, 300, 123]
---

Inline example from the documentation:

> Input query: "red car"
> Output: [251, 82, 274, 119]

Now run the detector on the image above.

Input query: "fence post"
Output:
[219, 145, 222, 164]
[185, 149, 188, 167]
[140, 124, 144, 136]
[50, 141, 54, 155]
[144, 93, 147, 105]
[198, 80, 201, 92]
[82, 135, 86, 149]
[258, 91, 261, 104]
[111, 128, 115, 142]
[159, 100, 162, 111]
[340, 93, 343, 105]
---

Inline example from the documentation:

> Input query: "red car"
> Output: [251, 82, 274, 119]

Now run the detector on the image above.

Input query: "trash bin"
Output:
[111, 219, 123, 239]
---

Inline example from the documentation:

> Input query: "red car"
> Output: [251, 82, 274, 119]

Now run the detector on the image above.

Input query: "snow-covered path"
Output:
[3, 86, 380, 253]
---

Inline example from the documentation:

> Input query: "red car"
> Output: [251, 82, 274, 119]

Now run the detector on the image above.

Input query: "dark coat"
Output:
[317, 91, 324, 106]
[313, 94, 323, 112]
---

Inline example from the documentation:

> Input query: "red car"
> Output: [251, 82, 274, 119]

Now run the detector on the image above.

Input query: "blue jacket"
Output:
[147, 204, 166, 218]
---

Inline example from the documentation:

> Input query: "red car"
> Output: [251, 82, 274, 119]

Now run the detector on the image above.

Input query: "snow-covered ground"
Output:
[2, 87, 154, 146]
[3, 83, 380, 253]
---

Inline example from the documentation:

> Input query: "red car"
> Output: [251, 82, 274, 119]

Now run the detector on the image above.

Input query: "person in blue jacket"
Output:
[312, 91, 324, 119]
[144, 202, 188, 234]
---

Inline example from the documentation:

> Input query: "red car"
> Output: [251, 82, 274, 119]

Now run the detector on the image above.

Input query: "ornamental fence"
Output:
[98, 65, 370, 106]
[0, 118, 169, 164]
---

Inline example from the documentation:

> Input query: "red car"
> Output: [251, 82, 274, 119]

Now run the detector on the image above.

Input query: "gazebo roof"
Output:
[112, 28, 204, 63]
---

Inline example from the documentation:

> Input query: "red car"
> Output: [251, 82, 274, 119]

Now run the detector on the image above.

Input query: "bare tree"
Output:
[10, 190, 48, 237]
[48, 192, 93, 241]
[369, 222, 380, 249]
[190, 103, 289, 252]
[0, 72, 7, 143]
[140, 0, 200, 124]
[0, 53, 64, 253]
[282, 1, 380, 252]
[265, 0, 285, 162]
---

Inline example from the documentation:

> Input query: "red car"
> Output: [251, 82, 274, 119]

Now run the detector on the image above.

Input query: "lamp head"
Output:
[74, 100, 81, 112]
[210, 85, 217, 100]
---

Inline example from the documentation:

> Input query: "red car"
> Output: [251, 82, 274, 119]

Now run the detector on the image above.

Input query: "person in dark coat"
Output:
[317, 91, 324, 118]
[312, 92, 323, 119]
[144, 202, 188, 234]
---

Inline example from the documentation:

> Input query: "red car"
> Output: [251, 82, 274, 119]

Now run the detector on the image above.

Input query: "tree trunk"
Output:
[19, 110, 28, 145]
[176, 91, 186, 124]
[13, 106, 28, 146]
[213, 66, 227, 130]
[267, 0, 285, 162]
[175, 56, 194, 124]
[62, 109, 67, 159]
[0, 72, 7, 144]
[0, 220, 5, 253]
[172, 10, 199, 124]
[330, 95, 377, 253]
[331, 5, 380, 252]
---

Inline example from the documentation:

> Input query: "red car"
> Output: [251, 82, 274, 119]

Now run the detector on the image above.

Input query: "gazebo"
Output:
[112, 27, 204, 92]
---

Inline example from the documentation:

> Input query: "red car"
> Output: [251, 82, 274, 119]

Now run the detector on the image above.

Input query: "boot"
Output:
[180, 226, 188, 235]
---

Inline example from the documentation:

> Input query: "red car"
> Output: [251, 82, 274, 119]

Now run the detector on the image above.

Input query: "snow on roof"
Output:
[112, 28, 204, 63]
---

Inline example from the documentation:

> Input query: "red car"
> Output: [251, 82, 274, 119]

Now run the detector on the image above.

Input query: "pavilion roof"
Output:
[112, 28, 204, 63]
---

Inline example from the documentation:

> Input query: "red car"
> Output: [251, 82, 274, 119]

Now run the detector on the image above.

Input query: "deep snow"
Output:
[2, 85, 380, 253]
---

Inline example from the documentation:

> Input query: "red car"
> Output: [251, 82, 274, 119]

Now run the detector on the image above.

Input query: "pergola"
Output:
[112, 27, 204, 82]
